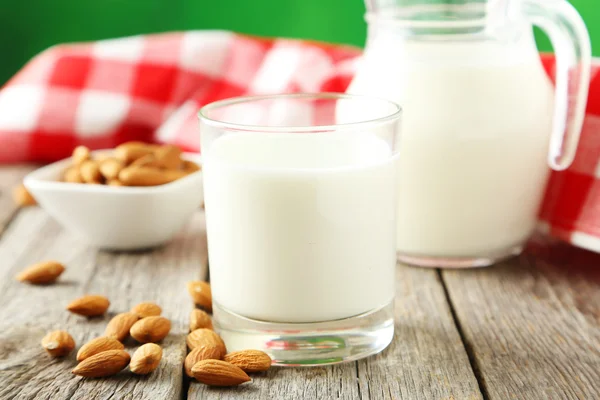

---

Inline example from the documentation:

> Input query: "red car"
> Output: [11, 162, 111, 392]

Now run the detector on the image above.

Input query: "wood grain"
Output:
[190, 264, 482, 400]
[0, 209, 208, 400]
[356, 265, 482, 400]
[442, 240, 600, 400]
[0, 164, 37, 233]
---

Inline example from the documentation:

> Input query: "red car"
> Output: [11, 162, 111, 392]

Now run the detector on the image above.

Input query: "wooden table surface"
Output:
[0, 165, 599, 400]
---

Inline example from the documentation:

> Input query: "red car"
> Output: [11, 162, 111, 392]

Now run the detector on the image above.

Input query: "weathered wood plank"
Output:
[190, 365, 362, 400]
[0, 164, 37, 233]
[356, 265, 483, 400]
[442, 239, 600, 400]
[190, 264, 482, 400]
[0, 208, 208, 400]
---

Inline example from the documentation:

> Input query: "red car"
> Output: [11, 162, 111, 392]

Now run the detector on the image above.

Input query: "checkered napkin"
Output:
[0, 31, 598, 253]
[538, 54, 600, 253]
[0, 31, 358, 163]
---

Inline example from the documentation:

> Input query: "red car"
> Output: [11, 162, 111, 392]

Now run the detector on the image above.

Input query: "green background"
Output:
[0, 0, 597, 85]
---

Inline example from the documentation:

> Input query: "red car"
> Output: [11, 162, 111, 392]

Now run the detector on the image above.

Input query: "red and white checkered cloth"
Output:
[539, 54, 600, 253]
[0, 31, 598, 252]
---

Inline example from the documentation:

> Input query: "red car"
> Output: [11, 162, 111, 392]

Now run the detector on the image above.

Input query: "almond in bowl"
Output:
[22, 143, 203, 250]
[62, 143, 200, 188]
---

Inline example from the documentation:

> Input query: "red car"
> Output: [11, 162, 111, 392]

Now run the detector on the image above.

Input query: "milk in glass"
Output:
[203, 132, 399, 322]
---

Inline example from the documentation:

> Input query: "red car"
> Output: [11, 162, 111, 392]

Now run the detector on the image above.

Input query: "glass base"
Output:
[397, 243, 524, 269]
[213, 301, 394, 367]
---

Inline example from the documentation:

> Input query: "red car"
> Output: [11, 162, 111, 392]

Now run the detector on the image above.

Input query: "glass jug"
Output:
[345, 0, 591, 268]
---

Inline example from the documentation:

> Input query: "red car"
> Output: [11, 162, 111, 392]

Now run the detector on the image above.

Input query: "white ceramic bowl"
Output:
[24, 150, 203, 250]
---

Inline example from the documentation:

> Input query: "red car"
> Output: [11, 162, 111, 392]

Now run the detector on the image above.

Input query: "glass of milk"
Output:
[199, 93, 401, 366]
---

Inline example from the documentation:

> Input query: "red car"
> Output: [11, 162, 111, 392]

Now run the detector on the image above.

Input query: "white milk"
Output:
[345, 32, 555, 258]
[203, 132, 398, 323]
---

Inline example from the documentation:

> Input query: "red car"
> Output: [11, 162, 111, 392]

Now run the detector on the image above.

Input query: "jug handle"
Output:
[523, 0, 591, 170]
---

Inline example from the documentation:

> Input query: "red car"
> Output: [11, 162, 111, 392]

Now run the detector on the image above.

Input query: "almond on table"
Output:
[130, 316, 171, 343]
[186, 328, 226, 353]
[72, 350, 130, 378]
[224, 350, 272, 373]
[191, 359, 251, 387]
[66, 295, 110, 317]
[187, 281, 212, 312]
[16, 261, 65, 284]
[184, 346, 223, 377]
[77, 337, 124, 361]
[41, 330, 75, 357]
[104, 312, 139, 342]
[190, 309, 213, 331]
[130, 343, 162, 375]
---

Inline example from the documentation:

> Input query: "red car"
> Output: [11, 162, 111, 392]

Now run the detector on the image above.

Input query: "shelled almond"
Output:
[104, 312, 139, 342]
[182, 160, 201, 173]
[66, 295, 110, 317]
[60, 142, 200, 187]
[77, 337, 125, 361]
[187, 281, 212, 312]
[190, 309, 213, 331]
[16, 261, 65, 284]
[41, 330, 75, 357]
[130, 153, 160, 168]
[64, 167, 84, 183]
[130, 343, 162, 375]
[224, 350, 272, 373]
[186, 329, 226, 352]
[99, 158, 124, 180]
[185, 346, 223, 377]
[130, 316, 171, 343]
[118, 166, 188, 186]
[72, 350, 130, 378]
[79, 160, 102, 184]
[72, 145, 90, 165]
[191, 359, 251, 386]
[154, 145, 182, 169]
[12, 184, 37, 207]
[115, 142, 156, 164]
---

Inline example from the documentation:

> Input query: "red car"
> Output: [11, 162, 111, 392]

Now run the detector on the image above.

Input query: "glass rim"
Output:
[197, 92, 402, 133]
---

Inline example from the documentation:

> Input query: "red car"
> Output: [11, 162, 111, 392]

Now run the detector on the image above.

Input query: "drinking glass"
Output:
[199, 93, 401, 366]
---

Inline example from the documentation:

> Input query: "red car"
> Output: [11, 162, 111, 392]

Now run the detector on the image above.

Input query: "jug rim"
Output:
[365, 3, 498, 29]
